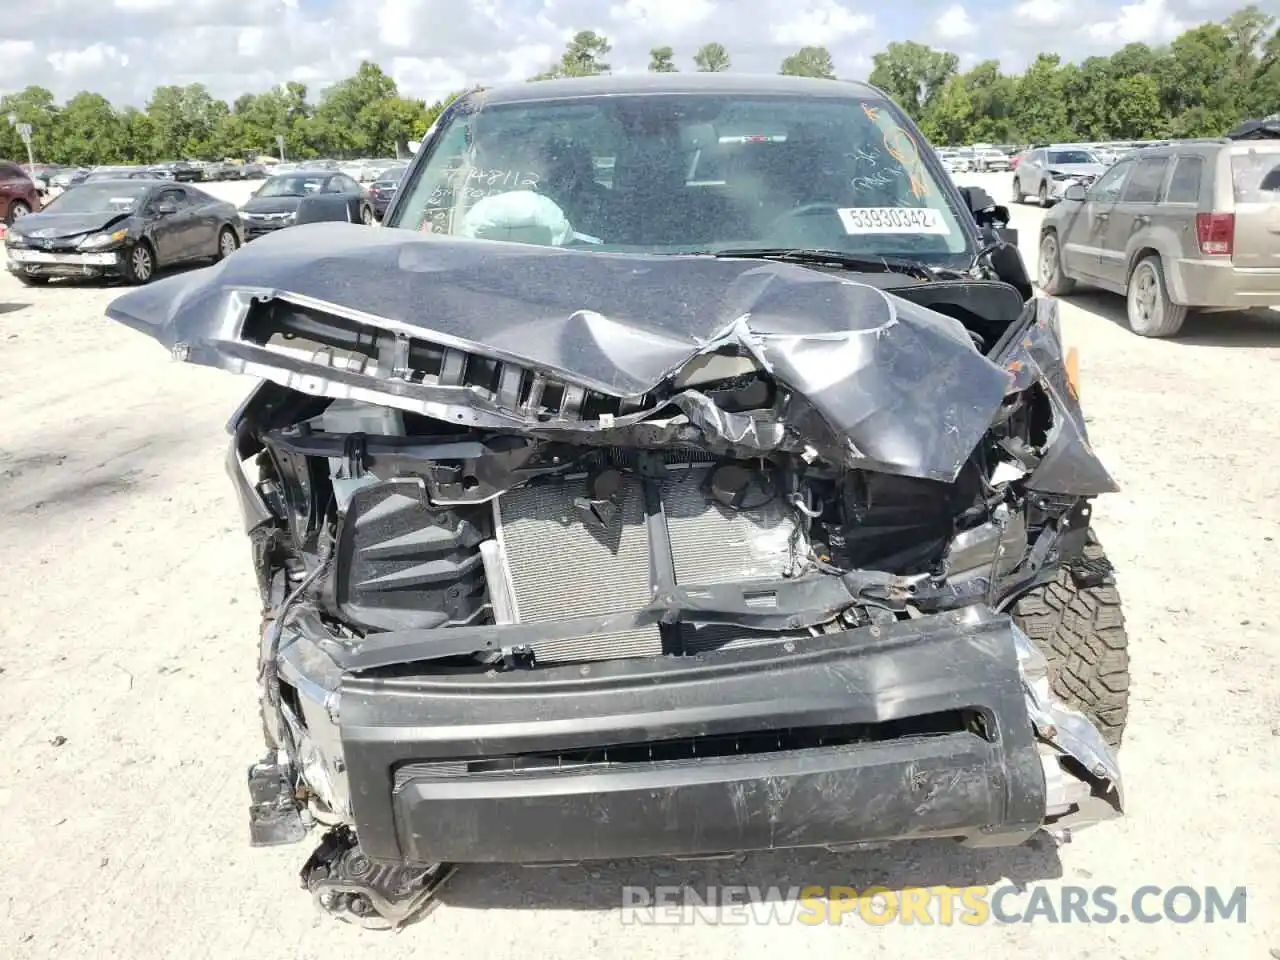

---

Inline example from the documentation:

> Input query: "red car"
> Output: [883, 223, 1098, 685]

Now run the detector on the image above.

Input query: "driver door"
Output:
[1059, 159, 1133, 283]
[148, 187, 193, 262]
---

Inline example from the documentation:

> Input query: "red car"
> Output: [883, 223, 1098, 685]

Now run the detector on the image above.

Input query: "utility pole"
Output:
[276, 134, 285, 162]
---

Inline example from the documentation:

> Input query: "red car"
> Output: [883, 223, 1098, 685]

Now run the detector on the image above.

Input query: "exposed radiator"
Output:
[494, 465, 804, 664]
[496, 473, 661, 663]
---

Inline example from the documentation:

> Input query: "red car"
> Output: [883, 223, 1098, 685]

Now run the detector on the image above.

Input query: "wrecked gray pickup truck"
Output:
[105, 74, 1127, 929]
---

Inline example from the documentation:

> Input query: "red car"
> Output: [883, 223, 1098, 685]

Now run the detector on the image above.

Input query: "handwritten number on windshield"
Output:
[861, 103, 929, 199]
[428, 167, 541, 205]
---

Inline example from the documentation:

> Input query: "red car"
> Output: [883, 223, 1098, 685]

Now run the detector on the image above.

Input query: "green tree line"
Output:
[0, 62, 459, 166]
[3, 4, 1278, 166]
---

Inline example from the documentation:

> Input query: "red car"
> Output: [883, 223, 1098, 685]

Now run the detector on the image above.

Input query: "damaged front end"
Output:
[108, 224, 1125, 927]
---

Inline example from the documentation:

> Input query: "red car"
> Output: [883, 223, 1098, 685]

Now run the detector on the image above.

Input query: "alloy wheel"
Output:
[1039, 234, 1059, 288]
[132, 245, 153, 282]
[1128, 263, 1157, 327]
[219, 230, 238, 258]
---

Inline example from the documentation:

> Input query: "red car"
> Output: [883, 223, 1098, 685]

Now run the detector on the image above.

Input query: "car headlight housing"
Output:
[1050, 170, 1071, 181]
[79, 229, 129, 250]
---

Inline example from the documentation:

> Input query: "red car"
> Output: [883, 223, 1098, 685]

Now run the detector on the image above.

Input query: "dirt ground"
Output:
[1, 175, 1277, 959]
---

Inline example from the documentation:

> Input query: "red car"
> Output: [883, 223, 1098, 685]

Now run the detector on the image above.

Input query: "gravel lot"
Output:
[1, 174, 1277, 959]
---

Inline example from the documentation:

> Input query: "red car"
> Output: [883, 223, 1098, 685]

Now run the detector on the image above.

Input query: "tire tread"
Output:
[1011, 531, 1130, 747]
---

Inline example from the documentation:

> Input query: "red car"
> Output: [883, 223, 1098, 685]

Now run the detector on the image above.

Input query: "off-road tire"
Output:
[1125, 254, 1187, 338]
[1010, 530, 1129, 748]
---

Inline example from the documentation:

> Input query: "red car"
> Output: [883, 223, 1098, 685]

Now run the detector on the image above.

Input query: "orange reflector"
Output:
[1065, 347, 1080, 396]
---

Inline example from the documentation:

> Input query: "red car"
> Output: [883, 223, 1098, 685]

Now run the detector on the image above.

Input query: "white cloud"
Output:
[46, 43, 130, 75]
[773, 0, 873, 46]
[936, 4, 976, 40]
[376, 0, 418, 49]
[609, 0, 715, 33]
[1086, 0, 1187, 44]
[0, 0, 1241, 109]
[0, 39, 36, 59]
[236, 27, 267, 58]
[1012, 0, 1071, 26]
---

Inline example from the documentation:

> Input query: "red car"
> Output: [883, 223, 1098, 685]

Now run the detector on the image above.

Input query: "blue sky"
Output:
[0, 0, 1271, 107]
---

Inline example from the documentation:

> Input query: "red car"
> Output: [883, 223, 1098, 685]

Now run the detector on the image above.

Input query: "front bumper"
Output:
[1048, 175, 1098, 200]
[242, 218, 293, 240]
[5, 247, 123, 278]
[276, 605, 1122, 865]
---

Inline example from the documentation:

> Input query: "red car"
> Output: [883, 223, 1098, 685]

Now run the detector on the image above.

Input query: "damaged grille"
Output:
[494, 464, 805, 664]
[391, 712, 972, 788]
[241, 301, 648, 423]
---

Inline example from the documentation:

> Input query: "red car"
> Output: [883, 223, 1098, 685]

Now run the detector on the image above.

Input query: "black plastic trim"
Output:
[339, 606, 1045, 863]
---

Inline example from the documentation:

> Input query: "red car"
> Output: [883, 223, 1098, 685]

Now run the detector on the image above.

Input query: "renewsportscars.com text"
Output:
[619, 884, 1248, 926]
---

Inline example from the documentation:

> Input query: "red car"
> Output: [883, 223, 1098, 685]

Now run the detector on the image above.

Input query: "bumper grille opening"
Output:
[392, 710, 977, 787]
[239, 300, 642, 421]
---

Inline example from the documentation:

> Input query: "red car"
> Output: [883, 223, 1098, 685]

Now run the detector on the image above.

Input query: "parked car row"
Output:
[937, 145, 1015, 175]
[2, 154, 406, 275]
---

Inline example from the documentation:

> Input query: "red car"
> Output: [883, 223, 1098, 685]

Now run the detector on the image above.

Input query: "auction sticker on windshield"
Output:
[838, 207, 949, 235]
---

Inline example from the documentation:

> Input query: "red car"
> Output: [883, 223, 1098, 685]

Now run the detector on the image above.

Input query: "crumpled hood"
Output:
[105, 222, 1018, 482]
[10, 211, 129, 240]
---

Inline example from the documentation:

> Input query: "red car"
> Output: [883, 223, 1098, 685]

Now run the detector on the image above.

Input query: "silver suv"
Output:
[1037, 138, 1280, 337]
[1013, 146, 1107, 207]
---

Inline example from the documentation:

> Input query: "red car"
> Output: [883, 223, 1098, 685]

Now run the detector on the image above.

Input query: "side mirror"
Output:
[153, 201, 178, 215]
[958, 184, 1010, 228]
[1064, 183, 1088, 202]
[295, 193, 362, 225]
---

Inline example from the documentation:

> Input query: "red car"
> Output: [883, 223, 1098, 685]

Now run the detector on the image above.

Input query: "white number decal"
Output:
[837, 207, 950, 235]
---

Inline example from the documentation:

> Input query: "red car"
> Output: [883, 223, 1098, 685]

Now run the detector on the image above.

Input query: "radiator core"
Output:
[494, 465, 803, 664]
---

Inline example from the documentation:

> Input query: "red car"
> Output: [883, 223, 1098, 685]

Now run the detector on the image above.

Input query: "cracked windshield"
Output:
[393, 93, 971, 265]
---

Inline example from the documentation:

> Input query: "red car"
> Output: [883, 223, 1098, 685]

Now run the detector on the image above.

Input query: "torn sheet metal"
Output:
[107, 222, 1017, 482]
[992, 297, 1119, 495]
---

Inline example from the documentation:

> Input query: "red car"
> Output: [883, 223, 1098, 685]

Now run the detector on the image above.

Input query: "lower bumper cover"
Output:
[7, 259, 119, 279]
[339, 607, 1049, 864]
[1170, 259, 1280, 308]
[243, 222, 291, 240]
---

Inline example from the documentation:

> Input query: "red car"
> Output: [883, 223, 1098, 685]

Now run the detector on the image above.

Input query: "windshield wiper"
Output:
[700, 248, 947, 281]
